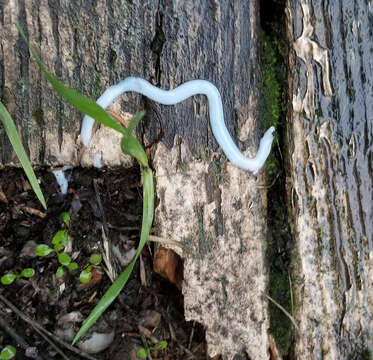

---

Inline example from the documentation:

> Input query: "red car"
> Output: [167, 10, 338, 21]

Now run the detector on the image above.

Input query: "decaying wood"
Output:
[153, 245, 183, 291]
[287, 1, 373, 358]
[0, 0, 270, 358]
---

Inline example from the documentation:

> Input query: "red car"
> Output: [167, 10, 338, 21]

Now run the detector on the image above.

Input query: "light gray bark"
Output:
[287, 0, 373, 358]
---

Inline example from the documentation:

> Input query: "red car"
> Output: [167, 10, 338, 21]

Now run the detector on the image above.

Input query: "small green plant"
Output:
[1, 268, 35, 285]
[0, 345, 16, 359]
[35, 212, 78, 279]
[80, 253, 102, 284]
[137, 341, 168, 359]
[18, 24, 154, 344]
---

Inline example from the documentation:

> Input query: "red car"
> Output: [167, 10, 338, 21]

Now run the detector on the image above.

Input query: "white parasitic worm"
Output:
[81, 77, 275, 172]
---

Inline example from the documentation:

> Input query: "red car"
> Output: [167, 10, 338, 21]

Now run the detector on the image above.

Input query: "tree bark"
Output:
[287, 0, 373, 358]
[0, 1, 270, 359]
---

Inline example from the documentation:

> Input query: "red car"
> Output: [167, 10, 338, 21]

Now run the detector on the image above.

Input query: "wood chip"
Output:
[22, 206, 46, 218]
[153, 246, 183, 291]
[138, 325, 159, 344]
[0, 186, 8, 204]
[139, 254, 147, 287]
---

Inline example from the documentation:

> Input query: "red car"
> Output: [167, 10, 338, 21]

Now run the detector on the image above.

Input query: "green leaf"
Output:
[54, 243, 63, 252]
[128, 110, 145, 135]
[56, 266, 64, 279]
[89, 254, 102, 266]
[17, 23, 127, 137]
[1, 274, 16, 285]
[52, 230, 68, 247]
[73, 167, 154, 345]
[0, 101, 46, 210]
[35, 244, 54, 256]
[136, 348, 148, 359]
[58, 253, 71, 266]
[79, 269, 92, 284]
[61, 212, 70, 227]
[68, 262, 78, 271]
[20, 268, 35, 278]
[0, 345, 16, 359]
[120, 135, 148, 168]
[154, 341, 167, 350]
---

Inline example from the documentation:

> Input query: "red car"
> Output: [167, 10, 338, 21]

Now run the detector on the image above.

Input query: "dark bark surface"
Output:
[0, 0, 260, 167]
[287, 1, 373, 358]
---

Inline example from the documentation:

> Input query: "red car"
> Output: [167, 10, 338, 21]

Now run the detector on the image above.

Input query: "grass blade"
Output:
[0, 101, 46, 209]
[128, 110, 146, 135]
[16, 22, 155, 345]
[73, 167, 154, 344]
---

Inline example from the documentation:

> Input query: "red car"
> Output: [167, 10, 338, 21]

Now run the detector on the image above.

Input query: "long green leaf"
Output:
[128, 110, 145, 135]
[16, 22, 156, 345]
[0, 101, 46, 209]
[73, 167, 154, 345]
[16, 23, 126, 136]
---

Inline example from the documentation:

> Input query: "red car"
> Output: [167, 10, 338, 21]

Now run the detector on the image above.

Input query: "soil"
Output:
[0, 167, 207, 360]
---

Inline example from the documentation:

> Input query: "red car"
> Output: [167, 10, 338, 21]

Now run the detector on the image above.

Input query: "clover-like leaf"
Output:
[155, 341, 167, 350]
[56, 266, 64, 279]
[35, 244, 54, 256]
[61, 212, 70, 227]
[80, 269, 92, 284]
[58, 253, 71, 266]
[68, 262, 78, 271]
[20, 268, 35, 278]
[52, 230, 68, 247]
[89, 254, 102, 266]
[54, 243, 63, 252]
[1, 274, 16, 285]
[136, 348, 148, 359]
[0, 345, 16, 359]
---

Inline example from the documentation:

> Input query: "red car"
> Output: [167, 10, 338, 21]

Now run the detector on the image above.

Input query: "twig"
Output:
[263, 293, 300, 331]
[288, 272, 294, 315]
[0, 294, 98, 360]
[107, 223, 139, 231]
[94, 180, 117, 282]
[29, 322, 71, 360]
[101, 225, 117, 282]
[93, 179, 108, 235]
[255, 171, 281, 190]
[0, 315, 45, 360]
[148, 235, 184, 249]
[188, 321, 195, 350]
[139, 334, 153, 360]
[0, 295, 69, 360]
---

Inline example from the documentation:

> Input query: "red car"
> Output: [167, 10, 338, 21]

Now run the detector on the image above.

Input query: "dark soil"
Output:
[0, 167, 207, 360]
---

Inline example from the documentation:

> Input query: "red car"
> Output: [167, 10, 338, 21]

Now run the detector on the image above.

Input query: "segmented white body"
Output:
[81, 77, 275, 172]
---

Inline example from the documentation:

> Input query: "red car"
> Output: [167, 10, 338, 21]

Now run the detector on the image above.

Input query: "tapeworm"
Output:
[81, 77, 275, 172]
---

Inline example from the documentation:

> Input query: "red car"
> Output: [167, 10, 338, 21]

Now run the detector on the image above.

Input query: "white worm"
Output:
[81, 77, 275, 172]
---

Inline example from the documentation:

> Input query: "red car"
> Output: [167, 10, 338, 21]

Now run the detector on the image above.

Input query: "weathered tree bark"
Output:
[287, 0, 373, 358]
[0, 1, 270, 359]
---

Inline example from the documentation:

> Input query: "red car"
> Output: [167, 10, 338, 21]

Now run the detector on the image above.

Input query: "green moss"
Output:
[32, 108, 44, 126]
[89, 72, 105, 99]
[260, 34, 282, 131]
[259, 3, 293, 354]
[268, 272, 292, 355]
